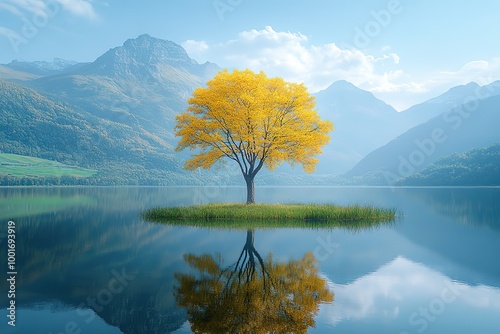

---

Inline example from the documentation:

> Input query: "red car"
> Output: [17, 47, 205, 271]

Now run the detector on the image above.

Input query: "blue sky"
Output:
[1, 0, 500, 110]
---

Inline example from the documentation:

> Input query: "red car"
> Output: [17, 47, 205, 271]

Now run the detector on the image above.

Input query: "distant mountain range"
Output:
[398, 82, 493, 125]
[4, 58, 80, 76]
[302, 79, 500, 178]
[345, 86, 500, 185]
[1, 34, 499, 186]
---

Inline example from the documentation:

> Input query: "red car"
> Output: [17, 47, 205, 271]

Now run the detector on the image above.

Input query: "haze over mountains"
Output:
[4, 58, 80, 76]
[0, 34, 498, 186]
[0, 34, 232, 185]
[311, 79, 476, 175]
[346, 82, 500, 184]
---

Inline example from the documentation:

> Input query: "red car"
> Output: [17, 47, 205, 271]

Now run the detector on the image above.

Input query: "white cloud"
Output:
[56, 0, 97, 20]
[239, 25, 308, 44]
[1, 0, 97, 20]
[2, 0, 48, 16]
[430, 59, 500, 86]
[0, 2, 25, 16]
[373, 58, 500, 110]
[183, 26, 500, 111]
[181, 40, 209, 60]
[185, 26, 403, 95]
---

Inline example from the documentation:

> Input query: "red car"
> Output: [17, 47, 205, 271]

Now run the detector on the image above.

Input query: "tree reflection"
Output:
[175, 229, 334, 333]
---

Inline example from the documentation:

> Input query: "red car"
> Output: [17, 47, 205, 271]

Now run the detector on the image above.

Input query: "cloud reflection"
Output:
[319, 256, 500, 328]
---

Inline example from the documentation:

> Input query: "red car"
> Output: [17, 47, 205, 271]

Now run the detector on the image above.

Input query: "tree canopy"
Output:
[175, 69, 333, 203]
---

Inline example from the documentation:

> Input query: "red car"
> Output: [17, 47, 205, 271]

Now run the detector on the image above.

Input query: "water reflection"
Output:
[0, 204, 189, 333]
[317, 256, 500, 333]
[406, 188, 500, 231]
[1, 187, 500, 334]
[174, 230, 334, 334]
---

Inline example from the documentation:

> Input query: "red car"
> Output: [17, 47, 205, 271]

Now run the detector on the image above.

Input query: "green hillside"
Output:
[0, 79, 223, 185]
[0, 153, 97, 178]
[398, 142, 500, 186]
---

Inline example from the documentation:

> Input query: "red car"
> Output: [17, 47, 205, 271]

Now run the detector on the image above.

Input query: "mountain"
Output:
[344, 93, 500, 184]
[0, 35, 245, 185]
[312, 80, 402, 174]
[4, 58, 80, 75]
[79, 35, 216, 78]
[0, 58, 86, 83]
[308, 80, 500, 176]
[29, 34, 219, 145]
[399, 81, 500, 126]
[398, 142, 500, 186]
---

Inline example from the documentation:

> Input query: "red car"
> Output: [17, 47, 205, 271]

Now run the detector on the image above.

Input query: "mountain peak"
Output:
[447, 81, 480, 93]
[84, 34, 198, 77]
[121, 34, 195, 65]
[330, 80, 358, 90]
[320, 80, 377, 97]
[316, 80, 395, 111]
[423, 82, 480, 106]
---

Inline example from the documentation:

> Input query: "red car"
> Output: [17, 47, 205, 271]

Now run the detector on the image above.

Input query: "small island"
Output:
[143, 203, 397, 229]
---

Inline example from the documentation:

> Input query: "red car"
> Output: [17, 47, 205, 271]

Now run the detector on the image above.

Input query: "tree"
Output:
[174, 229, 334, 333]
[175, 69, 333, 203]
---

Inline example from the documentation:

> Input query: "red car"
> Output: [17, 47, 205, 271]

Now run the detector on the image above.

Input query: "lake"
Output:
[1, 186, 500, 334]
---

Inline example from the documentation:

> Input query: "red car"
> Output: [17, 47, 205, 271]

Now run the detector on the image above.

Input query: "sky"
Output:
[1, 0, 500, 110]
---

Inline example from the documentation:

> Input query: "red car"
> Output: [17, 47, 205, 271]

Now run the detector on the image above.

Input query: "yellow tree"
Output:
[174, 230, 334, 333]
[175, 69, 333, 204]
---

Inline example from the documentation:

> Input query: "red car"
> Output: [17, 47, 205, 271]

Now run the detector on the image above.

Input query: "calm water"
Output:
[1, 186, 500, 334]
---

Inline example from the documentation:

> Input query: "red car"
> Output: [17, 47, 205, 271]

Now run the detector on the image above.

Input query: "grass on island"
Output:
[0, 153, 97, 178]
[143, 203, 398, 229]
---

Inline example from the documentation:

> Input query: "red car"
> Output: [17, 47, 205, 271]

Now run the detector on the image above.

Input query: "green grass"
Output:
[143, 203, 398, 229]
[0, 153, 97, 178]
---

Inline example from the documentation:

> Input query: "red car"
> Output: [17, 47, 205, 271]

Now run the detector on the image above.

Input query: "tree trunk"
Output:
[245, 176, 255, 204]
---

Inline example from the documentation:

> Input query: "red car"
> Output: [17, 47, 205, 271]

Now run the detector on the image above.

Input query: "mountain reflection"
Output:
[0, 202, 188, 333]
[408, 188, 500, 231]
[174, 229, 334, 334]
